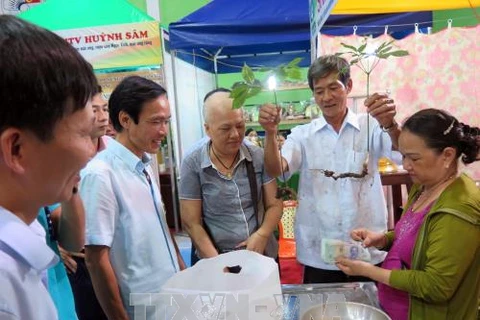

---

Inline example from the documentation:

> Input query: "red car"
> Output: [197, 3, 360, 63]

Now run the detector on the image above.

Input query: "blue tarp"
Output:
[168, 0, 432, 73]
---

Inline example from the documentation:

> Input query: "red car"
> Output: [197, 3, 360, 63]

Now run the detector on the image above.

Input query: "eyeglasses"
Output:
[146, 119, 171, 127]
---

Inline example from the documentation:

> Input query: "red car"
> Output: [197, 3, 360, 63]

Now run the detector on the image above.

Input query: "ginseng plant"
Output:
[229, 58, 304, 200]
[318, 38, 409, 180]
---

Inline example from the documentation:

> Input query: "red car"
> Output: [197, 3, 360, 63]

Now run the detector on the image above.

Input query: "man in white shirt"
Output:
[259, 55, 401, 283]
[61, 85, 110, 320]
[81, 76, 185, 320]
[0, 15, 97, 320]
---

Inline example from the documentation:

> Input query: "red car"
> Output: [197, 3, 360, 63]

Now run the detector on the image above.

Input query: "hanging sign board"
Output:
[310, 0, 338, 60]
[95, 69, 164, 98]
[55, 21, 162, 70]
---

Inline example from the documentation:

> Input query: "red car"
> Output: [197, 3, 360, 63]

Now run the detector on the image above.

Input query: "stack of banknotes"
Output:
[321, 238, 372, 264]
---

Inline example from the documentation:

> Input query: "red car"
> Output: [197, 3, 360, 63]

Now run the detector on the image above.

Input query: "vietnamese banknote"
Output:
[321, 238, 372, 264]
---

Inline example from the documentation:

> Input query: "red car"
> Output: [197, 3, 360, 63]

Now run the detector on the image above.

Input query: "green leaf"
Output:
[376, 49, 409, 59]
[232, 96, 247, 109]
[375, 53, 390, 59]
[349, 58, 360, 65]
[280, 63, 303, 80]
[241, 64, 256, 84]
[230, 83, 248, 97]
[231, 81, 246, 90]
[340, 42, 359, 52]
[357, 43, 367, 53]
[376, 42, 387, 52]
[231, 86, 249, 109]
[287, 57, 303, 67]
[377, 45, 393, 55]
[230, 83, 248, 98]
[288, 69, 303, 80]
[230, 81, 263, 109]
[245, 86, 263, 99]
[376, 40, 395, 52]
[388, 50, 409, 57]
[252, 79, 262, 87]
[351, 52, 364, 59]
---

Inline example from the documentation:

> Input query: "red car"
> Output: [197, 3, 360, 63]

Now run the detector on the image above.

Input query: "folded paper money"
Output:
[321, 238, 372, 264]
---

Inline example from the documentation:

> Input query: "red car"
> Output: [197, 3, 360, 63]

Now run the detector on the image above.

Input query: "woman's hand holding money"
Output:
[336, 257, 392, 285]
[351, 228, 387, 249]
[335, 257, 371, 276]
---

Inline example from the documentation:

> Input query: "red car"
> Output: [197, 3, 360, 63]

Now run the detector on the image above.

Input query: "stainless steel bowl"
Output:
[301, 302, 391, 320]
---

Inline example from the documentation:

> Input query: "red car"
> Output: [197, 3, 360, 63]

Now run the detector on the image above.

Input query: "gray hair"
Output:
[202, 88, 232, 123]
[307, 55, 351, 91]
[202, 88, 246, 124]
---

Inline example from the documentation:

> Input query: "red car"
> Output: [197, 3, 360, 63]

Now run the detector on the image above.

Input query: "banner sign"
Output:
[310, 0, 338, 59]
[95, 69, 164, 98]
[56, 21, 162, 70]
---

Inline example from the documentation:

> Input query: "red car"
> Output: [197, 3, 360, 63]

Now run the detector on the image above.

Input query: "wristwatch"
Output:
[381, 119, 398, 133]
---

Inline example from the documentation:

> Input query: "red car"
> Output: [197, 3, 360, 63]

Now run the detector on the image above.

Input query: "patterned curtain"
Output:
[320, 26, 480, 179]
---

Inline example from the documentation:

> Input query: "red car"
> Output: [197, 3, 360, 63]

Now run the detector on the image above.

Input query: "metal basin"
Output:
[301, 302, 391, 320]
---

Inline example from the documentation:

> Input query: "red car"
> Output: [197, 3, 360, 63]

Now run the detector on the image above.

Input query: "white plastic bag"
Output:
[160, 250, 282, 320]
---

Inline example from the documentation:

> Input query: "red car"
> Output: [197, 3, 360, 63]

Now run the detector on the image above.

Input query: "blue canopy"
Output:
[168, 0, 432, 73]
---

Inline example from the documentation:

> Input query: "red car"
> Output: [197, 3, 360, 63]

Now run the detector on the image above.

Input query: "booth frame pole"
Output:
[169, 49, 181, 233]
[213, 48, 223, 89]
[217, 49, 309, 59]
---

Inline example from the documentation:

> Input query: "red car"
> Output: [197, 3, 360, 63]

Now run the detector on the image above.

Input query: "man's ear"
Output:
[204, 123, 211, 137]
[0, 128, 26, 174]
[346, 78, 353, 94]
[118, 111, 131, 130]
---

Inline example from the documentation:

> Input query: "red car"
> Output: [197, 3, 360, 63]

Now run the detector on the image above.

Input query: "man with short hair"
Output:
[91, 86, 110, 151]
[0, 15, 97, 320]
[259, 55, 400, 284]
[61, 85, 109, 320]
[180, 89, 282, 263]
[81, 76, 184, 320]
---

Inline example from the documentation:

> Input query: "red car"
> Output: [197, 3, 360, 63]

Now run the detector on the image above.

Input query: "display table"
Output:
[281, 282, 380, 319]
[381, 171, 413, 225]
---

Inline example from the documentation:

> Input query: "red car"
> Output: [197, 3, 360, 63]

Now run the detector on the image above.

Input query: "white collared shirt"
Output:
[0, 207, 59, 320]
[81, 138, 179, 319]
[281, 110, 392, 270]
